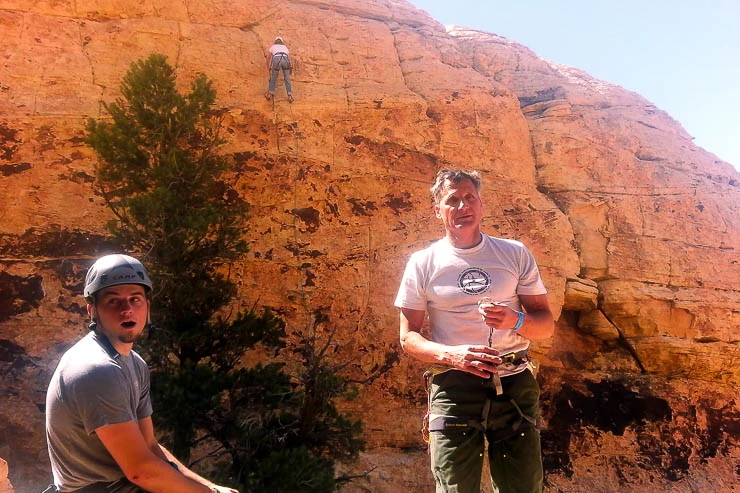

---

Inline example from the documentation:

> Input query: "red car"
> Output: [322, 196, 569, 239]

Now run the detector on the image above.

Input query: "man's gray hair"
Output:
[430, 169, 482, 204]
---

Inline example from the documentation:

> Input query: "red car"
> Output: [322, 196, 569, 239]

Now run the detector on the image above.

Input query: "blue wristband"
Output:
[513, 311, 524, 331]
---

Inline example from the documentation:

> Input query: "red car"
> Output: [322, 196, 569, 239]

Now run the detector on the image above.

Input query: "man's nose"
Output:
[119, 300, 133, 312]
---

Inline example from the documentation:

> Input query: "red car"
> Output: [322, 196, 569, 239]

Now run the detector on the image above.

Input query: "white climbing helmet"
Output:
[83, 254, 152, 301]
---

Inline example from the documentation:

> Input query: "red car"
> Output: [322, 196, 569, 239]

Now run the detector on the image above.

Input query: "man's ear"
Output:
[434, 204, 442, 219]
[87, 304, 96, 321]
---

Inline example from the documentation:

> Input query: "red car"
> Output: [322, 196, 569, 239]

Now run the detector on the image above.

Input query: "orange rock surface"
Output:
[1, 2, 738, 491]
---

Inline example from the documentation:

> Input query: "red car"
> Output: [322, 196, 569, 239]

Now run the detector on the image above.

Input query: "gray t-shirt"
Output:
[46, 330, 153, 491]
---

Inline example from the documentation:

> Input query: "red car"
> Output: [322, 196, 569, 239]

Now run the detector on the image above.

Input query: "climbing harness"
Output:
[421, 349, 539, 445]
[270, 52, 292, 71]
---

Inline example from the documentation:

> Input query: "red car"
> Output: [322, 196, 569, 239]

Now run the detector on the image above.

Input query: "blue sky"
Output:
[410, 0, 740, 171]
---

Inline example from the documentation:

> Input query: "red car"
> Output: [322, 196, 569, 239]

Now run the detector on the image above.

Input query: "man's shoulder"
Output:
[129, 349, 149, 370]
[406, 238, 447, 262]
[484, 234, 528, 252]
[415, 237, 447, 253]
[270, 44, 289, 54]
[65, 331, 108, 358]
[58, 334, 120, 380]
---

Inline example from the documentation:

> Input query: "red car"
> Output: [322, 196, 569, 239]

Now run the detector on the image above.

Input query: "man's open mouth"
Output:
[121, 321, 136, 328]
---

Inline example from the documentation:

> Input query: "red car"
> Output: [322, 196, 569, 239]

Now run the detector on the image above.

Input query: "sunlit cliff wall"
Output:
[1, 1, 738, 491]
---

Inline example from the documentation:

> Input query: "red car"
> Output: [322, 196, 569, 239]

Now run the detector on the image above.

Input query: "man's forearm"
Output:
[158, 444, 218, 490]
[515, 309, 554, 340]
[400, 330, 452, 365]
[127, 456, 212, 493]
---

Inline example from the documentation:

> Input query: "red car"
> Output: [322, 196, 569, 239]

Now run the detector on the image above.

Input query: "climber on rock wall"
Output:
[265, 36, 294, 103]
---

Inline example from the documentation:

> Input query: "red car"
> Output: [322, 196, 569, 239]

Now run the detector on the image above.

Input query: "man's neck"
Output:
[94, 329, 133, 357]
[447, 230, 483, 249]
[109, 336, 134, 356]
[115, 343, 133, 357]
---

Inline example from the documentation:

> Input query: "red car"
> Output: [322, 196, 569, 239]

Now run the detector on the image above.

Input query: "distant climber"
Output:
[265, 36, 294, 103]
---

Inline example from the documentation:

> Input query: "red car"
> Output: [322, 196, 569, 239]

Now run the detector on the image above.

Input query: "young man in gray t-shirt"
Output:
[46, 254, 237, 493]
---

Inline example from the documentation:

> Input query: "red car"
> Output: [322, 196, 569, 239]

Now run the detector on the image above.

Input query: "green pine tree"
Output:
[85, 54, 375, 492]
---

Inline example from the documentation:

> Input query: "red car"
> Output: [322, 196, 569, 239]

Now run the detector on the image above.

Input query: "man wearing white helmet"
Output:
[45, 254, 238, 493]
[265, 36, 294, 102]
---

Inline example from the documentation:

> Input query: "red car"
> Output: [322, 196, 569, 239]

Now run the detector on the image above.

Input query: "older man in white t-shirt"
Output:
[395, 169, 554, 493]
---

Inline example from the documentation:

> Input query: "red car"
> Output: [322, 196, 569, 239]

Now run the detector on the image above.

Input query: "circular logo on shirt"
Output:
[458, 268, 490, 295]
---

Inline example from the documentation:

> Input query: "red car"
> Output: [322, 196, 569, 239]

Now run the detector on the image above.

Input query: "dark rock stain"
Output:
[0, 339, 26, 363]
[285, 242, 325, 259]
[304, 270, 316, 287]
[384, 192, 413, 215]
[426, 108, 442, 122]
[347, 198, 377, 216]
[1, 162, 32, 176]
[36, 125, 57, 153]
[542, 378, 671, 479]
[0, 121, 21, 160]
[0, 272, 44, 323]
[50, 259, 89, 315]
[291, 207, 321, 233]
[58, 170, 95, 184]
[518, 86, 566, 107]
[0, 339, 39, 378]
[345, 135, 365, 146]
[0, 227, 115, 258]
[698, 399, 740, 459]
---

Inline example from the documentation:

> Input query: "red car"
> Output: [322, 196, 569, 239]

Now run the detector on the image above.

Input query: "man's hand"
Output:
[444, 345, 503, 378]
[479, 302, 518, 331]
[213, 485, 239, 493]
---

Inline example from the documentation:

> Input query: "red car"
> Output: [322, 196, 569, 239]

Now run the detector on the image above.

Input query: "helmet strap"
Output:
[88, 305, 98, 331]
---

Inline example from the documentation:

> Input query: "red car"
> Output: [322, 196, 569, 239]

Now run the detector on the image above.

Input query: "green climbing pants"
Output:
[428, 369, 543, 493]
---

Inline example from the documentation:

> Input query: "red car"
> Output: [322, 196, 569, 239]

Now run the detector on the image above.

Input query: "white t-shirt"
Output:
[395, 234, 546, 355]
[269, 44, 290, 56]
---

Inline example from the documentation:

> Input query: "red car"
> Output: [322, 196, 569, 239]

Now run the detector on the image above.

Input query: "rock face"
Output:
[0, 458, 13, 493]
[1, 1, 739, 491]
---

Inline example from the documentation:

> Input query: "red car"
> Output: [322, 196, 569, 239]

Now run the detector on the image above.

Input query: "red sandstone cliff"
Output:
[1, 1, 738, 491]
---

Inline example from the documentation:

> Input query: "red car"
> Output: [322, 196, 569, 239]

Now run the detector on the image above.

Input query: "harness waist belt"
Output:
[423, 348, 529, 379]
[499, 348, 529, 366]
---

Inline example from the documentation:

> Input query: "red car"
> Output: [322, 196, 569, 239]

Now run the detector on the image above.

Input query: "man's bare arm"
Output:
[96, 420, 212, 493]
[137, 417, 239, 493]
[517, 294, 554, 339]
[399, 307, 502, 378]
[479, 294, 554, 339]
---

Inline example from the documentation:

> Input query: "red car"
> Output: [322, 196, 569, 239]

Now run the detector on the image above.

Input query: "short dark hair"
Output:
[430, 169, 481, 204]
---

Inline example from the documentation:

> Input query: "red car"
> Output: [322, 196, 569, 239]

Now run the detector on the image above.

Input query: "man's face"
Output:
[90, 284, 149, 345]
[434, 178, 483, 234]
